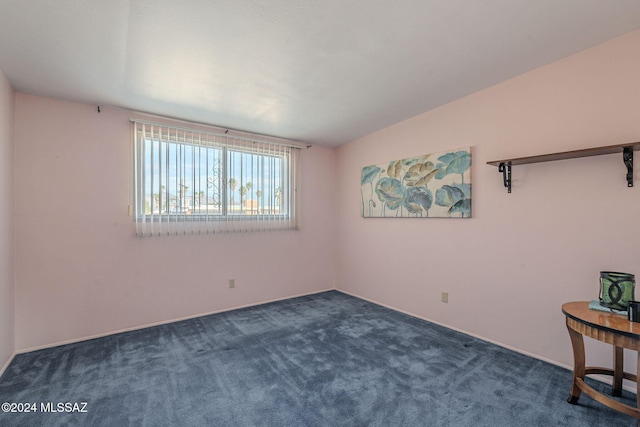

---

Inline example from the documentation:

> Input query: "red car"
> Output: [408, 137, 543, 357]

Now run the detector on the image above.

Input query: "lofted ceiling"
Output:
[1, 1, 640, 147]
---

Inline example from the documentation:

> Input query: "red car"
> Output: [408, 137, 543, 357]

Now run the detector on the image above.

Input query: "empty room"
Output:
[2, 1, 640, 426]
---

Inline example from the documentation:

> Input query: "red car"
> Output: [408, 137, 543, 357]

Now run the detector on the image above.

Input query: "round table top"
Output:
[562, 301, 640, 339]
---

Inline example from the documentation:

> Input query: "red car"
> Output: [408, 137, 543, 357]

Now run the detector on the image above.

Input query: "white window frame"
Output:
[132, 120, 300, 236]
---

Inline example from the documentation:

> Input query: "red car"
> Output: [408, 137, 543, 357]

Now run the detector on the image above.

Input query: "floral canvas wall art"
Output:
[361, 147, 471, 218]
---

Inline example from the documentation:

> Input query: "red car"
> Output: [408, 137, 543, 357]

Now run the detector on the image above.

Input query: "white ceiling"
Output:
[1, 1, 640, 147]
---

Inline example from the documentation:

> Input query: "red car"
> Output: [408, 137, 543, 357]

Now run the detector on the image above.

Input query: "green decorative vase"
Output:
[599, 271, 635, 311]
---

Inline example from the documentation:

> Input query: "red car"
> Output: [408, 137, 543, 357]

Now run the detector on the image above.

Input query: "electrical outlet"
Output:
[229, 279, 235, 289]
[441, 291, 448, 303]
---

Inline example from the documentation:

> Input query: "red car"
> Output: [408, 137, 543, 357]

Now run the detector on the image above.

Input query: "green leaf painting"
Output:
[435, 184, 471, 217]
[435, 150, 471, 183]
[361, 165, 382, 185]
[361, 147, 471, 218]
[361, 165, 382, 216]
[375, 178, 406, 212]
[404, 187, 433, 215]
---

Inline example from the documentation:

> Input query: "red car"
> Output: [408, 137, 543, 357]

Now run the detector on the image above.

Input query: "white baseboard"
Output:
[17, 288, 335, 355]
[0, 353, 15, 378]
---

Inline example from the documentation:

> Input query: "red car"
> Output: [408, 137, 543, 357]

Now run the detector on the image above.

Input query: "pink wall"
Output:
[336, 30, 640, 370]
[13, 97, 337, 351]
[0, 69, 15, 373]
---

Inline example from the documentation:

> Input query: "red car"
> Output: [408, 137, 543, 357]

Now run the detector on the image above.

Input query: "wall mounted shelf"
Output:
[487, 142, 640, 193]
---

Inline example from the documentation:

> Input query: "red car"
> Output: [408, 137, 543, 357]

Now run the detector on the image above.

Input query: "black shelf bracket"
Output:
[623, 147, 633, 187]
[498, 162, 512, 193]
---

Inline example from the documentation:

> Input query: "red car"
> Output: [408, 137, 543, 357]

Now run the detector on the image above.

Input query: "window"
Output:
[133, 121, 299, 236]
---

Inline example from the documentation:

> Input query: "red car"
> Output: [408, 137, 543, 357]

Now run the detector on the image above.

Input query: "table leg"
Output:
[567, 324, 585, 404]
[613, 346, 623, 397]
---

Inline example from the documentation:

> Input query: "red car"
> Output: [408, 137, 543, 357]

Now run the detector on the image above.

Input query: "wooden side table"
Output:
[562, 301, 640, 424]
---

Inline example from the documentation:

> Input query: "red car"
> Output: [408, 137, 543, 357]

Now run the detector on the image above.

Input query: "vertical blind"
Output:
[133, 121, 300, 237]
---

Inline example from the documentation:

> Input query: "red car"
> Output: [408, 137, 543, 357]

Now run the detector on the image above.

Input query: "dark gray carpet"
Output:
[0, 290, 637, 426]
